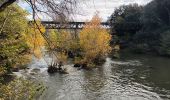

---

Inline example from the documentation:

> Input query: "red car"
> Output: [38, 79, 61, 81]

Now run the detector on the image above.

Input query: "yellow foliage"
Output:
[79, 14, 112, 63]
[48, 30, 73, 50]
[57, 30, 72, 50]
[48, 30, 58, 48]
[46, 14, 111, 66]
[0, 67, 6, 76]
[0, 78, 45, 100]
[48, 30, 77, 63]
[23, 21, 46, 59]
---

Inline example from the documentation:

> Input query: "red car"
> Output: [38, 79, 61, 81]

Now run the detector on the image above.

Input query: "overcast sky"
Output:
[18, 0, 152, 21]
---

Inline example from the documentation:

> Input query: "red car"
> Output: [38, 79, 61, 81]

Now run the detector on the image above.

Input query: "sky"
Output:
[18, 0, 152, 21]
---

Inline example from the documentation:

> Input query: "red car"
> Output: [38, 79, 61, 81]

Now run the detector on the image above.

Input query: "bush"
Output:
[0, 78, 45, 100]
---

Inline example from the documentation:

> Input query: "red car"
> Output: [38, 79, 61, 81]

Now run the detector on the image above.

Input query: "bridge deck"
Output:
[29, 21, 140, 30]
[40, 21, 110, 29]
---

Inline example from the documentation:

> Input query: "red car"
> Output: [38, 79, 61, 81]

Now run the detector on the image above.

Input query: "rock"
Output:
[73, 63, 91, 70]
[68, 51, 74, 58]
[47, 62, 69, 74]
[47, 66, 69, 74]
[58, 61, 63, 69]
[81, 63, 87, 69]
[26, 67, 30, 69]
[12, 68, 19, 72]
[74, 63, 81, 67]
[30, 72, 37, 75]
[47, 67, 58, 73]
[31, 68, 40, 73]
[59, 68, 68, 74]
[112, 52, 120, 59]
[113, 45, 120, 52]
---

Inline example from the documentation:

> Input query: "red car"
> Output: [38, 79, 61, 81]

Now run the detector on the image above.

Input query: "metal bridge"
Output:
[40, 21, 110, 29]
[29, 21, 141, 32]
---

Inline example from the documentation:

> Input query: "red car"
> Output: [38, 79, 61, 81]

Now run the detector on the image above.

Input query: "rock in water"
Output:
[74, 63, 81, 67]
[31, 68, 40, 73]
[12, 68, 19, 72]
[47, 66, 58, 73]
[47, 65, 69, 74]
[59, 68, 69, 74]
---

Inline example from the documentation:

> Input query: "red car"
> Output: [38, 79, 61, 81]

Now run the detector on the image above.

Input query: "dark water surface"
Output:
[18, 53, 170, 100]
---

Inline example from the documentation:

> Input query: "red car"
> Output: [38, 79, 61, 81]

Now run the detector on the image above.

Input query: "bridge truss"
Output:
[40, 21, 110, 29]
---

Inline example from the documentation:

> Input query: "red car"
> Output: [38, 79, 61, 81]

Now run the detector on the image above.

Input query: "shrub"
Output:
[0, 78, 45, 100]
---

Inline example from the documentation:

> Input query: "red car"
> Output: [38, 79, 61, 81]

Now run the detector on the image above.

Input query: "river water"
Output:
[16, 53, 170, 100]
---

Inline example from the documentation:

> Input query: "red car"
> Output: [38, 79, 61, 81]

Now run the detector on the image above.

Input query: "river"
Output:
[15, 53, 170, 100]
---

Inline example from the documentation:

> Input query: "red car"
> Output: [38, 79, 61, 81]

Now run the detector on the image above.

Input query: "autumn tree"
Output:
[79, 14, 112, 67]
[24, 21, 46, 59]
[0, 4, 31, 75]
[47, 29, 79, 65]
[0, 4, 46, 99]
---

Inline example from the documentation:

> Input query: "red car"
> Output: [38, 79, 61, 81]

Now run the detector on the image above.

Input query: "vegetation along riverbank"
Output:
[0, 0, 170, 99]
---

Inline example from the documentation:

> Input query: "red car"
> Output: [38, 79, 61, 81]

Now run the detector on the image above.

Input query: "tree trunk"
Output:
[0, 0, 16, 11]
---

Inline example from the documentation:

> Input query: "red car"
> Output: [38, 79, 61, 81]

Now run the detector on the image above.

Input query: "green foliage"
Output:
[47, 29, 78, 64]
[157, 29, 170, 56]
[0, 78, 45, 100]
[109, 0, 170, 56]
[0, 3, 31, 76]
[108, 4, 143, 36]
[141, 0, 170, 31]
[132, 0, 170, 56]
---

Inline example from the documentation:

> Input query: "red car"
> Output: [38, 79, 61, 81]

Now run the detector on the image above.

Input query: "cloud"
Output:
[75, 0, 153, 21]
[18, 0, 152, 21]
[18, 0, 52, 20]
[17, 1, 32, 13]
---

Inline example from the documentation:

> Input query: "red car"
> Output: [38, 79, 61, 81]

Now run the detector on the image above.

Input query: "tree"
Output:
[157, 29, 170, 56]
[0, 0, 77, 21]
[108, 4, 143, 36]
[79, 14, 112, 66]
[108, 4, 144, 49]
[0, 4, 31, 75]
[1, 0, 78, 67]
[47, 29, 79, 65]
[24, 21, 46, 59]
[140, 0, 170, 31]
[132, 0, 170, 55]
[0, 0, 16, 11]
